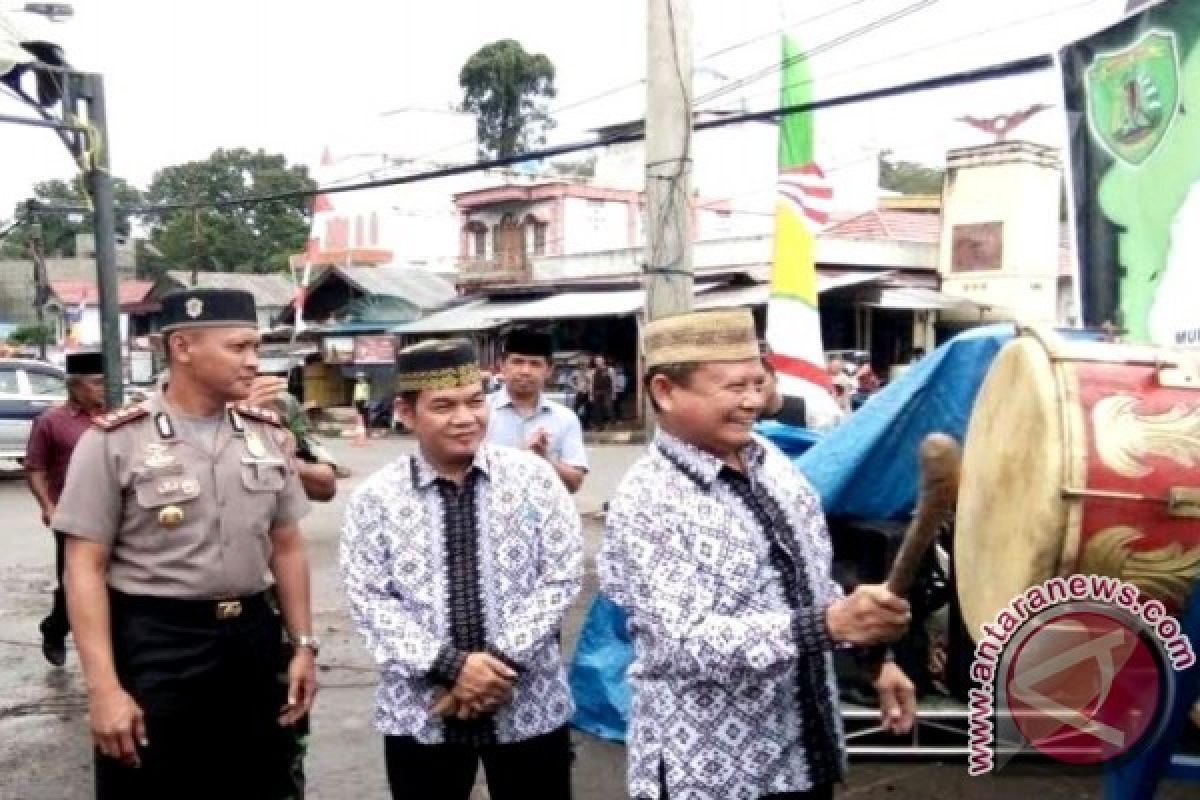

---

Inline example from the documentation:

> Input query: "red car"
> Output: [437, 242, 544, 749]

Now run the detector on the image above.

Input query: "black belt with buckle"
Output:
[110, 590, 270, 624]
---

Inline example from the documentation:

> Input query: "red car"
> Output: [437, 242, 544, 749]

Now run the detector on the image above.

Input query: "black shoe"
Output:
[41, 634, 66, 667]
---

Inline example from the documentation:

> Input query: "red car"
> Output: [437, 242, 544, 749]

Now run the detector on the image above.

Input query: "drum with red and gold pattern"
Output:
[955, 327, 1200, 639]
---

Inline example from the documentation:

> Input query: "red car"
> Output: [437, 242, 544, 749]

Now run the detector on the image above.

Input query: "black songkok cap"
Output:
[159, 288, 257, 332]
[65, 350, 104, 375]
[395, 338, 482, 392]
[502, 328, 554, 360]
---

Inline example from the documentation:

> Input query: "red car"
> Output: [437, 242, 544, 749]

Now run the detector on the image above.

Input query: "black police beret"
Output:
[160, 288, 258, 332]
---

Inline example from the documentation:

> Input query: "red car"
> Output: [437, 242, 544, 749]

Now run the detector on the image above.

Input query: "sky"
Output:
[0, 0, 1134, 224]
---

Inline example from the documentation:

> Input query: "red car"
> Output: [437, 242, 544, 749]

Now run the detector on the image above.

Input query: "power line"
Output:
[351, 0, 883, 176]
[694, 0, 940, 108]
[27, 52, 1053, 219]
[730, 0, 1103, 108]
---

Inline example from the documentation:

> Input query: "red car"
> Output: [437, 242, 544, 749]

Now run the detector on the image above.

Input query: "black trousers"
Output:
[385, 725, 572, 800]
[39, 531, 69, 641]
[94, 591, 297, 800]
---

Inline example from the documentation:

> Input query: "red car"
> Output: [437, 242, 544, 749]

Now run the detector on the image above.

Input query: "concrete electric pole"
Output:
[73, 72, 123, 406]
[640, 0, 693, 427]
[643, 0, 693, 322]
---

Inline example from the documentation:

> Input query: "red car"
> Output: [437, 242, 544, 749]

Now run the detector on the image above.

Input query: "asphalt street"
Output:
[0, 435, 1194, 799]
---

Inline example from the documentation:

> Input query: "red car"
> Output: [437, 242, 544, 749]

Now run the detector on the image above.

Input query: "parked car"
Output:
[0, 358, 67, 463]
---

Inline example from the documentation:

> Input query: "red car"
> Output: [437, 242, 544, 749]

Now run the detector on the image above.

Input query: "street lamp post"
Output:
[2, 4, 123, 405]
[73, 72, 122, 406]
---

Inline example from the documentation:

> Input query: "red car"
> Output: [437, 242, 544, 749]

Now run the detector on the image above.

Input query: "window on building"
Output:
[473, 227, 488, 258]
[495, 214, 523, 267]
[532, 222, 547, 255]
[588, 199, 605, 230]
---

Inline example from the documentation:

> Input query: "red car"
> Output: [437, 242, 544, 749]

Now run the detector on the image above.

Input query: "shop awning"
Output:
[391, 300, 520, 335]
[498, 285, 725, 321]
[817, 270, 895, 293]
[862, 287, 980, 311]
[694, 284, 769, 310]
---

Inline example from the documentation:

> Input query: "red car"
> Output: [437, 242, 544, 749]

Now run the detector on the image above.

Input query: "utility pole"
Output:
[643, 0, 694, 322]
[27, 217, 49, 361]
[191, 207, 202, 286]
[640, 0, 693, 425]
[73, 72, 122, 406]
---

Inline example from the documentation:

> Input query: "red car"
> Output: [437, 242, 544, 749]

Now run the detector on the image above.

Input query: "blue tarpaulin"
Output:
[795, 323, 1015, 520]
[568, 324, 1020, 741]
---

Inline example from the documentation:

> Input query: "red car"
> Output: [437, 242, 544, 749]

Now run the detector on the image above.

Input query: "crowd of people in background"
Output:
[475, 337, 926, 434]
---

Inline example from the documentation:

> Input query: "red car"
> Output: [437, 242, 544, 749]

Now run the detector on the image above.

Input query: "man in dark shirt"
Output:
[760, 353, 808, 428]
[24, 350, 106, 666]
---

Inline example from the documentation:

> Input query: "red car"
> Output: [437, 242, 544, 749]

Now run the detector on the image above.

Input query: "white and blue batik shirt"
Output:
[600, 430, 846, 800]
[341, 443, 583, 744]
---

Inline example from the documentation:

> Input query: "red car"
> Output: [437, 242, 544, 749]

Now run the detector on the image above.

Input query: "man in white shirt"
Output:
[486, 328, 588, 493]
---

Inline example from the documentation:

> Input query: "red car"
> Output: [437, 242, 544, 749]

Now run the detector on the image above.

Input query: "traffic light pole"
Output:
[73, 72, 122, 407]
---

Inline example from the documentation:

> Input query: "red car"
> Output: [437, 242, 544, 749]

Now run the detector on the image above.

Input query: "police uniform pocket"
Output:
[133, 475, 201, 509]
[241, 464, 287, 493]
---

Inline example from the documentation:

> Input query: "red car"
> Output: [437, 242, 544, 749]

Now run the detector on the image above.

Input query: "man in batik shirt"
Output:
[600, 309, 916, 800]
[341, 338, 582, 800]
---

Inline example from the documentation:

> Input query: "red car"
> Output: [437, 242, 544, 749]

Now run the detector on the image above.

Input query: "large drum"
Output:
[955, 328, 1200, 639]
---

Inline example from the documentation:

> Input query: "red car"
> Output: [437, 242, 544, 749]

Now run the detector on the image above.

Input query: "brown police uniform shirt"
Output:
[52, 392, 310, 600]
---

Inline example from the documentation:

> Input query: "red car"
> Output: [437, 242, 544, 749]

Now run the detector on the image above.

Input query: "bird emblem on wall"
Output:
[956, 103, 1054, 142]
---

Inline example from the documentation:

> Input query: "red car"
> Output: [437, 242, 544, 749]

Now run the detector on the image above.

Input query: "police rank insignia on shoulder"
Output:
[234, 404, 283, 427]
[93, 404, 149, 431]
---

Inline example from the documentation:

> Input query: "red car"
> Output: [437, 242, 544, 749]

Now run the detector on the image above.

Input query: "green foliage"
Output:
[8, 322, 55, 346]
[143, 148, 315, 274]
[459, 40, 557, 159]
[879, 151, 945, 195]
[1, 177, 144, 258]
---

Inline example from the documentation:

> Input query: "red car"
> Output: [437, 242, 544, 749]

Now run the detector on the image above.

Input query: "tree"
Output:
[459, 39, 557, 159]
[7, 322, 55, 347]
[879, 151, 945, 195]
[143, 148, 315, 274]
[1, 177, 144, 258]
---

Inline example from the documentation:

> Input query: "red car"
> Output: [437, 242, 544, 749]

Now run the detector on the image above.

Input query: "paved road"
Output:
[0, 435, 1194, 799]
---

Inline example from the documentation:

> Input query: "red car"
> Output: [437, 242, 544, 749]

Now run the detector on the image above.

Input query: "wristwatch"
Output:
[293, 634, 321, 656]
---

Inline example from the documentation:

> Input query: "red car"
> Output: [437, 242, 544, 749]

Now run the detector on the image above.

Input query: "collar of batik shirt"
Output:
[652, 428, 768, 490]
[409, 444, 493, 489]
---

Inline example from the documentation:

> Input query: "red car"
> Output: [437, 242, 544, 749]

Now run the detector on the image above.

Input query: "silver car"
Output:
[0, 358, 67, 463]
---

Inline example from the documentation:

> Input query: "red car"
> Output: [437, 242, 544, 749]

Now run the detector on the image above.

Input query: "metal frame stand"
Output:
[844, 706, 974, 758]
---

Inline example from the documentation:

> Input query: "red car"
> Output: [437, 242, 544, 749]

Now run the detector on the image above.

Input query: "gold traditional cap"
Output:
[643, 309, 760, 368]
[395, 338, 482, 392]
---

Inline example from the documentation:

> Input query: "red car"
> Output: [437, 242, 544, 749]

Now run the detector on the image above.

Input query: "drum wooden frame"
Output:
[955, 327, 1200, 639]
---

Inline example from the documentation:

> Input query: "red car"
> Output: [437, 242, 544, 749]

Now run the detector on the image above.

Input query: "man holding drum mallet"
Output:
[601, 309, 923, 800]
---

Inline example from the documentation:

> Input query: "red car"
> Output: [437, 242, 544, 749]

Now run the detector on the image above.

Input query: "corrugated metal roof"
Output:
[165, 271, 295, 308]
[50, 280, 156, 308]
[822, 210, 942, 243]
[391, 301, 513, 335]
[337, 266, 456, 311]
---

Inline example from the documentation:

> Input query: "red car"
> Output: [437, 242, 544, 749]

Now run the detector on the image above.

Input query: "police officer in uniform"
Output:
[55, 288, 319, 799]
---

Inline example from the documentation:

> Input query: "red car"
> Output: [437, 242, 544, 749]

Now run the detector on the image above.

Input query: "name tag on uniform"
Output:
[241, 457, 287, 467]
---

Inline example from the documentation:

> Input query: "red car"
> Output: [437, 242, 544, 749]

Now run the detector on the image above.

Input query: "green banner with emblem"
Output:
[1062, 0, 1200, 346]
